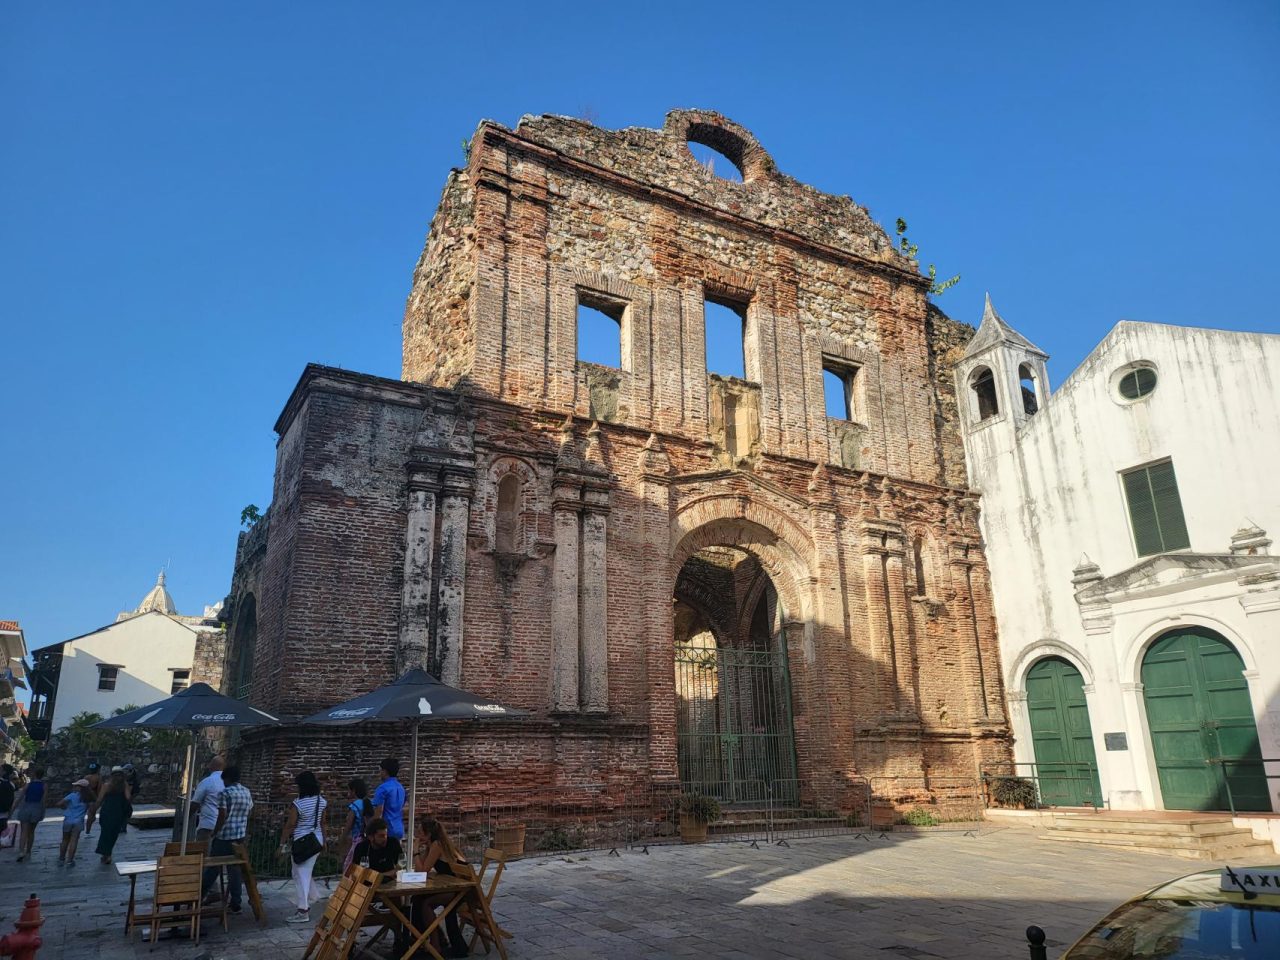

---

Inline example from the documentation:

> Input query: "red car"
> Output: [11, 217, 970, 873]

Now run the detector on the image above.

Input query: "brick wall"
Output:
[231, 110, 1009, 812]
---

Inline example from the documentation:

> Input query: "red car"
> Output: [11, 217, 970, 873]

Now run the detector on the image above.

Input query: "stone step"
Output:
[1041, 828, 1273, 861]
[1048, 816, 1247, 836]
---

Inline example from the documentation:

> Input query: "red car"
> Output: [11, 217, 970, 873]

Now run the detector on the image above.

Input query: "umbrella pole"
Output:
[180, 730, 196, 855]
[407, 720, 419, 867]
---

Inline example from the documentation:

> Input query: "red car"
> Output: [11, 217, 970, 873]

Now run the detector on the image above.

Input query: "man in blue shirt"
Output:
[371, 757, 406, 840]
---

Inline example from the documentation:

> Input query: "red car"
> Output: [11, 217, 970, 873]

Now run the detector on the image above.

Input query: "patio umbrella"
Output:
[92, 682, 282, 853]
[299, 668, 528, 851]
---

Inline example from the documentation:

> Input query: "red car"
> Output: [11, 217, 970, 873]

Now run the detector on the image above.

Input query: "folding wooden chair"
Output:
[460, 848, 512, 954]
[303, 871, 357, 960]
[315, 865, 380, 960]
[150, 854, 207, 944]
[163, 840, 209, 857]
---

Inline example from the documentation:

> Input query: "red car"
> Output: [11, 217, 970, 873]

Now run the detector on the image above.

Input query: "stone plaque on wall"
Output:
[1104, 732, 1128, 751]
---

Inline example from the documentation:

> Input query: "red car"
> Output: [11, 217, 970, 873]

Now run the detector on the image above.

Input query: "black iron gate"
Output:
[675, 638, 799, 805]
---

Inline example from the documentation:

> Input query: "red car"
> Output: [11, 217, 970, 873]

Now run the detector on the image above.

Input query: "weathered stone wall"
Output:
[233, 110, 1009, 809]
[924, 302, 976, 489]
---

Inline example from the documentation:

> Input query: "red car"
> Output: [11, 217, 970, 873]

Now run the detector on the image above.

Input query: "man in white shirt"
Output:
[190, 756, 226, 842]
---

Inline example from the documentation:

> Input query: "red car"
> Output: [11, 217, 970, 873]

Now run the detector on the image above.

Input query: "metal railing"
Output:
[980, 761, 1102, 812]
[1206, 756, 1280, 816]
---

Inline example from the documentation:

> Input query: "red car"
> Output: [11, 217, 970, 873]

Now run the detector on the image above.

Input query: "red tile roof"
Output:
[0, 620, 19, 632]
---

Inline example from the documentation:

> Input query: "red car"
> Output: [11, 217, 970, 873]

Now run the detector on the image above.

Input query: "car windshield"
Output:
[1066, 899, 1280, 958]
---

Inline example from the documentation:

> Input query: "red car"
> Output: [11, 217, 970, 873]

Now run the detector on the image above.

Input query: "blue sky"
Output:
[2, 2, 1277, 665]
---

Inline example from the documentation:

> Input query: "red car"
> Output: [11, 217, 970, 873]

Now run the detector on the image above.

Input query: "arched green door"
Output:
[1026, 657, 1102, 807]
[1141, 628, 1269, 811]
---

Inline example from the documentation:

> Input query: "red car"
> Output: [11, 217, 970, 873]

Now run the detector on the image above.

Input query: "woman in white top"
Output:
[280, 770, 327, 923]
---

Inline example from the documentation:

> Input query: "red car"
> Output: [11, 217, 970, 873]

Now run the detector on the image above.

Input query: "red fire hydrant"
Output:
[0, 894, 43, 960]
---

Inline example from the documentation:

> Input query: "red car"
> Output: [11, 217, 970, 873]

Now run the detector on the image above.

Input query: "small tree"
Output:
[240, 504, 262, 528]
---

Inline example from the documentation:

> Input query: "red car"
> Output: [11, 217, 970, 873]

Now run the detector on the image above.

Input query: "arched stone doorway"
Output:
[1141, 627, 1270, 811]
[1025, 656, 1101, 807]
[674, 546, 798, 805]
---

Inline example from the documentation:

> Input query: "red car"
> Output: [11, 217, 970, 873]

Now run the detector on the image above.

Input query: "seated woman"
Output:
[411, 816, 472, 959]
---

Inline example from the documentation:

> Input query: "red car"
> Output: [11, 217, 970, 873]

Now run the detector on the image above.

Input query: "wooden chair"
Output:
[163, 840, 209, 856]
[315, 865, 380, 960]
[461, 848, 511, 954]
[150, 854, 206, 944]
[303, 870, 357, 960]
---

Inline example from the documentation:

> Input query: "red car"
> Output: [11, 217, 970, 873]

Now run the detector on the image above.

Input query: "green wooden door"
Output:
[1026, 657, 1102, 807]
[1141, 629, 1270, 811]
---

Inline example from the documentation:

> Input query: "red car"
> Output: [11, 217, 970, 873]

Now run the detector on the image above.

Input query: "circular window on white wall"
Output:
[1113, 362, 1158, 402]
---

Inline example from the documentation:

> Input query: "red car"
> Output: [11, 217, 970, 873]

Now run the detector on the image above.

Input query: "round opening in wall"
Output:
[1117, 365, 1157, 401]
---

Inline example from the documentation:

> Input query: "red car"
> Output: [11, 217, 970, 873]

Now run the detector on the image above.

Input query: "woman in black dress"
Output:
[90, 771, 132, 864]
[411, 816, 473, 958]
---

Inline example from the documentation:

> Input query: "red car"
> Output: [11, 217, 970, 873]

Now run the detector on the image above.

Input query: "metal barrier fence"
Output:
[232, 774, 992, 879]
[867, 777, 986, 835]
[980, 761, 1102, 812]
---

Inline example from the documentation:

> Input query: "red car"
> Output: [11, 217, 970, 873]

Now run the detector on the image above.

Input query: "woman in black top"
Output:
[411, 816, 472, 959]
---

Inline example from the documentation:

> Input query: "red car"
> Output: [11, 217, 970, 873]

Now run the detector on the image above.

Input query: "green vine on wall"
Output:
[896, 218, 960, 297]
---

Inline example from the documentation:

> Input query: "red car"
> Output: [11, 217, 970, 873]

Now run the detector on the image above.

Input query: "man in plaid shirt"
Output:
[201, 764, 253, 913]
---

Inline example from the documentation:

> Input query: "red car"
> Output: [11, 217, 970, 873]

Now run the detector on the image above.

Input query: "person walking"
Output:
[89, 770, 132, 864]
[0, 764, 16, 851]
[201, 764, 251, 914]
[13, 765, 48, 863]
[82, 763, 102, 837]
[190, 756, 226, 843]
[340, 777, 374, 873]
[371, 757, 406, 842]
[281, 770, 327, 924]
[56, 779, 93, 866]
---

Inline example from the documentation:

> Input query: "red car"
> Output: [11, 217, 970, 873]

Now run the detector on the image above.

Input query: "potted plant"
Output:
[493, 822, 526, 856]
[991, 776, 1039, 810]
[678, 793, 721, 844]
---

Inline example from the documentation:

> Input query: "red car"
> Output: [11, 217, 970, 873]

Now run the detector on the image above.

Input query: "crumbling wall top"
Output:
[496, 109, 914, 270]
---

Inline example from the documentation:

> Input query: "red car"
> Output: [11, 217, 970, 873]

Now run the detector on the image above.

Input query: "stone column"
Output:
[435, 469, 473, 687]
[551, 478, 583, 712]
[885, 547, 921, 721]
[580, 482, 610, 714]
[397, 475, 440, 674]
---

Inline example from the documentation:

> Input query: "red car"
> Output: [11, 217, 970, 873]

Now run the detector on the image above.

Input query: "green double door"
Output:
[1142, 628, 1270, 812]
[1027, 657, 1102, 807]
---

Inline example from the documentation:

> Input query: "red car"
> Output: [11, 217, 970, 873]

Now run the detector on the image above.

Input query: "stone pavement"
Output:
[0, 818, 1257, 959]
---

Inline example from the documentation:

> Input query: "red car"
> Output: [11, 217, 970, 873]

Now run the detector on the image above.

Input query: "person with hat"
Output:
[56, 779, 94, 866]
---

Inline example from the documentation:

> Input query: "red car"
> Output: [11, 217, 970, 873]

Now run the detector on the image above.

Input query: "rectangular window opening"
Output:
[704, 295, 746, 380]
[576, 292, 626, 369]
[1121, 458, 1190, 557]
[822, 361, 862, 421]
[97, 665, 119, 692]
[170, 669, 191, 694]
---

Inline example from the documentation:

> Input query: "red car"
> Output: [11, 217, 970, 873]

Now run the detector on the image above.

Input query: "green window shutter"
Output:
[1123, 468, 1163, 556]
[1148, 460, 1190, 550]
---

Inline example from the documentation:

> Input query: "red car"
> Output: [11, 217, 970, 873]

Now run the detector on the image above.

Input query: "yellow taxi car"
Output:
[1039, 865, 1280, 958]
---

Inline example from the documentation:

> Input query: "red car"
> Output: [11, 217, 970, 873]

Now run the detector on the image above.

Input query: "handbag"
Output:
[291, 797, 323, 864]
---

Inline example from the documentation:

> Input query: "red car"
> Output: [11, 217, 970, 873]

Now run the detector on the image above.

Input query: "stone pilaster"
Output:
[397, 474, 440, 674]
[551, 476, 583, 712]
[580, 481, 611, 714]
[435, 468, 473, 686]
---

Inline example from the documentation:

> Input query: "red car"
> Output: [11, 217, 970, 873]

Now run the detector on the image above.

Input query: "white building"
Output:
[27, 573, 225, 740]
[957, 299, 1280, 813]
[1, 620, 29, 764]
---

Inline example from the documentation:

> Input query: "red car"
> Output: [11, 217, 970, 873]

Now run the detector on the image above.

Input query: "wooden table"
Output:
[116, 849, 265, 936]
[371, 875, 507, 960]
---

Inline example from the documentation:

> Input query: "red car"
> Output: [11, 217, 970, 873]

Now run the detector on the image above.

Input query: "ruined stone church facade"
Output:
[224, 110, 1010, 809]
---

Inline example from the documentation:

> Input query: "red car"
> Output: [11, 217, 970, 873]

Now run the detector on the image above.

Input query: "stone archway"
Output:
[671, 512, 816, 806]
